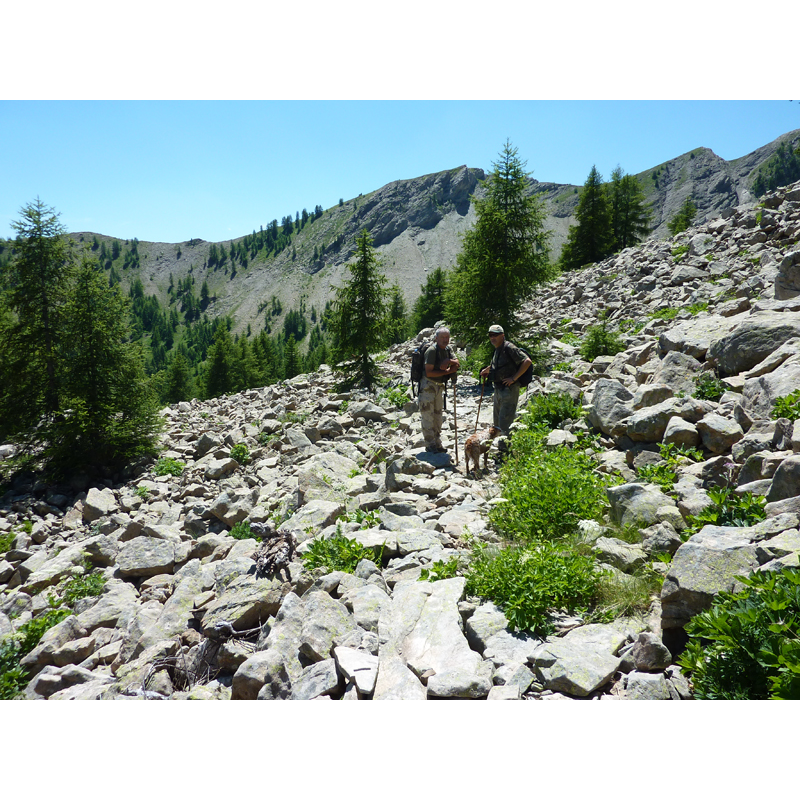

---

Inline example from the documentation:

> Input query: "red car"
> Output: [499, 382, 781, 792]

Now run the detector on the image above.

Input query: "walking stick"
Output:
[474, 378, 485, 433]
[452, 377, 459, 466]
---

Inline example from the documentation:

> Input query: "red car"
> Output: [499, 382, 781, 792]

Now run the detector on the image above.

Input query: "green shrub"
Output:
[229, 520, 262, 541]
[579, 319, 626, 362]
[489, 428, 614, 542]
[659, 442, 704, 463]
[692, 372, 726, 402]
[518, 392, 583, 430]
[637, 462, 678, 491]
[465, 540, 599, 634]
[339, 508, 380, 529]
[671, 244, 690, 262]
[230, 443, 250, 465]
[134, 485, 150, 500]
[60, 570, 106, 606]
[153, 457, 184, 477]
[686, 301, 709, 315]
[650, 307, 679, 321]
[420, 555, 463, 582]
[378, 386, 409, 409]
[302, 531, 383, 574]
[772, 388, 800, 421]
[678, 568, 800, 699]
[0, 601, 72, 699]
[592, 564, 665, 621]
[686, 487, 766, 534]
[0, 531, 15, 554]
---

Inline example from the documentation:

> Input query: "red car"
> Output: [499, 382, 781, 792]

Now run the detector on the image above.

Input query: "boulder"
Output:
[607, 483, 679, 528]
[766, 455, 800, 503]
[586, 379, 634, 437]
[695, 413, 744, 454]
[708, 311, 800, 376]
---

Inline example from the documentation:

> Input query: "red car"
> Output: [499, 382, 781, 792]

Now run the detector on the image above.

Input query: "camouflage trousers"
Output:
[419, 376, 447, 446]
[493, 383, 521, 434]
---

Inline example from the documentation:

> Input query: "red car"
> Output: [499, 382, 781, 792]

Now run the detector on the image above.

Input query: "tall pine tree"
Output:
[328, 229, 387, 390]
[445, 140, 551, 345]
[559, 165, 614, 270]
[608, 167, 650, 251]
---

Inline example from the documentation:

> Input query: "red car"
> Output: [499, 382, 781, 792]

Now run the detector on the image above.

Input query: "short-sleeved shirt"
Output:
[491, 340, 526, 384]
[424, 343, 455, 384]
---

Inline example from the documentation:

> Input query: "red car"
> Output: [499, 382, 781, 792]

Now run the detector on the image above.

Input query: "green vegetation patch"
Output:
[489, 427, 614, 542]
[302, 531, 383, 574]
[678, 567, 800, 699]
[153, 457, 185, 477]
[772, 388, 800, 421]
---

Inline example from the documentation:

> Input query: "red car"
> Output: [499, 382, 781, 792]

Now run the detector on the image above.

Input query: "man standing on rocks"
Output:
[420, 327, 459, 453]
[480, 325, 531, 435]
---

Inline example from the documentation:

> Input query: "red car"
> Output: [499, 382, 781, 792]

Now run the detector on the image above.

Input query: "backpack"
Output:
[410, 340, 434, 396]
[493, 341, 533, 387]
[517, 346, 534, 387]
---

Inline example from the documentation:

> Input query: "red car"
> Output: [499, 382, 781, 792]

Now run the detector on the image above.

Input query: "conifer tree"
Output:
[328, 229, 388, 389]
[667, 197, 698, 235]
[49, 255, 161, 472]
[384, 284, 409, 345]
[608, 167, 650, 251]
[0, 198, 73, 439]
[410, 267, 448, 333]
[559, 165, 614, 271]
[164, 350, 194, 404]
[444, 140, 552, 344]
[204, 325, 235, 398]
[283, 333, 300, 379]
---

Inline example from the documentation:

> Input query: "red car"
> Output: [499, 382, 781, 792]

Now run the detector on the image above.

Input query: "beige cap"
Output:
[488, 325, 504, 334]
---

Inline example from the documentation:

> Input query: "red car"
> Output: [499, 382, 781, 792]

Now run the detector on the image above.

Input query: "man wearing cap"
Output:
[480, 325, 532, 435]
[419, 327, 459, 453]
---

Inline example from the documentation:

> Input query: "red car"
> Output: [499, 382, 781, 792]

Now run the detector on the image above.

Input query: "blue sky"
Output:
[3, 100, 798, 244]
[2, 5, 798, 245]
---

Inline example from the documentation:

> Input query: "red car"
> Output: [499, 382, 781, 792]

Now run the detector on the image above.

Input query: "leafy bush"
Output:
[378, 386, 409, 409]
[229, 520, 262, 541]
[637, 462, 678, 491]
[153, 457, 184, 477]
[678, 568, 800, 699]
[302, 531, 383, 574]
[0, 531, 15, 554]
[134, 485, 150, 500]
[339, 508, 381, 529]
[772, 388, 800, 421]
[659, 442, 704, 463]
[465, 540, 599, 634]
[692, 371, 727, 402]
[518, 392, 583, 430]
[579, 319, 626, 362]
[489, 428, 614, 542]
[686, 487, 766, 534]
[686, 301, 709, 315]
[60, 570, 106, 606]
[229, 443, 250, 465]
[0, 601, 72, 699]
[650, 307, 679, 321]
[420, 555, 463, 582]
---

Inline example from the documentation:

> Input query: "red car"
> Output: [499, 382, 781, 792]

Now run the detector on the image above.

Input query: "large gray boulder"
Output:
[741, 357, 800, 419]
[607, 483, 679, 528]
[766, 455, 800, 503]
[201, 574, 291, 635]
[658, 314, 744, 361]
[587, 379, 635, 437]
[708, 311, 800, 376]
[530, 623, 629, 697]
[660, 526, 760, 630]
[298, 590, 357, 662]
[625, 397, 706, 443]
[650, 351, 703, 396]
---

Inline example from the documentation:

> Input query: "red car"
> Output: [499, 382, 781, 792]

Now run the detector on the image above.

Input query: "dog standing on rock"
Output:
[464, 426, 502, 477]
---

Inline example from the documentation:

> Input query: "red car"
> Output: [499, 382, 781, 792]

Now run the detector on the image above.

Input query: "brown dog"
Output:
[464, 426, 502, 477]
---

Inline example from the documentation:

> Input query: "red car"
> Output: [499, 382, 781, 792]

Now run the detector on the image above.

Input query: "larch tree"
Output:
[559, 165, 615, 271]
[444, 140, 552, 345]
[608, 167, 650, 251]
[328, 229, 388, 390]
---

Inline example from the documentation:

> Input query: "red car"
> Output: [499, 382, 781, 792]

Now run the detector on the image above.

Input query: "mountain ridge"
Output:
[67, 128, 800, 336]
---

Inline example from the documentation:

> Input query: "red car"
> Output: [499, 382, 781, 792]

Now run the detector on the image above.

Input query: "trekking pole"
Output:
[475, 378, 485, 433]
[452, 377, 459, 466]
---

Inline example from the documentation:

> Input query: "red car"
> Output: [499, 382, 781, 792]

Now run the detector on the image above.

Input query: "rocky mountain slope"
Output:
[71, 129, 800, 338]
[2, 179, 800, 701]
